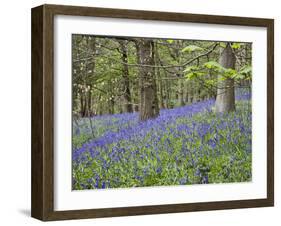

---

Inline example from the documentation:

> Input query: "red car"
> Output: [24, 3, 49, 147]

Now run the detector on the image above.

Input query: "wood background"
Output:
[31, 4, 274, 221]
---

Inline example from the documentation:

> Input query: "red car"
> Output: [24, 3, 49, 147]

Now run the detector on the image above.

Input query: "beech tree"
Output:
[136, 39, 159, 121]
[215, 43, 236, 113]
[72, 35, 252, 121]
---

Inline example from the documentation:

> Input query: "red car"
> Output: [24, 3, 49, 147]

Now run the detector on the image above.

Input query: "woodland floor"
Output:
[72, 97, 252, 190]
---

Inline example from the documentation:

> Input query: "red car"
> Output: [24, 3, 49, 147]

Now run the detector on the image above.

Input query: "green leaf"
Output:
[183, 65, 199, 73]
[234, 65, 252, 80]
[166, 39, 174, 44]
[235, 73, 246, 80]
[217, 76, 228, 82]
[181, 45, 203, 53]
[185, 72, 205, 80]
[225, 68, 237, 78]
[219, 42, 227, 48]
[204, 61, 225, 71]
[231, 43, 243, 49]
[239, 65, 252, 75]
[205, 79, 216, 87]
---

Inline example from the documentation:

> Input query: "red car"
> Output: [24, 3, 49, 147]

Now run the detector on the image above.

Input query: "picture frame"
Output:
[31, 4, 274, 221]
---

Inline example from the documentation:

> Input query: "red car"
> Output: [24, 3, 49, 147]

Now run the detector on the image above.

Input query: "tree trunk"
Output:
[108, 98, 115, 114]
[136, 39, 159, 121]
[80, 94, 85, 116]
[152, 43, 160, 116]
[215, 43, 236, 113]
[80, 37, 96, 117]
[162, 68, 170, 108]
[187, 82, 193, 104]
[197, 89, 201, 102]
[155, 43, 165, 109]
[119, 40, 133, 113]
[178, 79, 185, 106]
[87, 89, 92, 116]
[159, 77, 165, 109]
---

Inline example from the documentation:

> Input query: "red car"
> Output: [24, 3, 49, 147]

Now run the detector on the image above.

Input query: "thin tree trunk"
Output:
[97, 93, 102, 115]
[161, 68, 170, 108]
[159, 77, 165, 108]
[119, 40, 133, 113]
[87, 89, 92, 116]
[80, 37, 96, 117]
[108, 98, 115, 114]
[152, 43, 160, 116]
[197, 89, 201, 102]
[86, 38, 96, 116]
[215, 43, 236, 113]
[178, 79, 185, 106]
[155, 43, 165, 109]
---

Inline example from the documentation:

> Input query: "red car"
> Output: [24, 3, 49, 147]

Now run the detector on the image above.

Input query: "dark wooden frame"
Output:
[31, 4, 274, 221]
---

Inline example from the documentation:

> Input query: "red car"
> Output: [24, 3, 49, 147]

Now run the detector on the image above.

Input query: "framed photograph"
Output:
[31, 4, 274, 221]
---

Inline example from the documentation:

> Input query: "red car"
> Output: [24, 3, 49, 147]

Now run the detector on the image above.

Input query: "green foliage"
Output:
[219, 42, 227, 48]
[181, 45, 204, 53]
[72, 34, 252, 118]
[73, 133, 92, 149]
[235, 65, 252, 80]
[185, 72, 205, 80]
[183, 66, 204, 80]
[231, 42, 243, 49]
[240, 65, 252, 75]
[224, 68, 238, 79]
[219, 42, 243, 50]
[166, 39, 174, 44]
[183, 65, 199, 73]
[205, 79, 216, 87]
[203, 61, 225, 71]
[184, 59, 250, 85]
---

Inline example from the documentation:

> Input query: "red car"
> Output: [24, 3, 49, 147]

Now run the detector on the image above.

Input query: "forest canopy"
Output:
[72, 35, 252, 120]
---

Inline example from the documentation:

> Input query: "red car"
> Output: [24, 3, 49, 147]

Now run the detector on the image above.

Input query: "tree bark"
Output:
[108, 98, 115, 114]
[152, 43, 160, 116]
[80, 94, 85, 116]
[155, 43, 165, 109]
[119, 40, 133, 113]
[215, 43, 236, 113]
[162, 67, 170, 108]
[159, 77, 165, 108]
[136, 39, 159, 121]
[178, 79, 185, 106]
[79, 37, 96, 117]
[87, 90, 92, 116]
